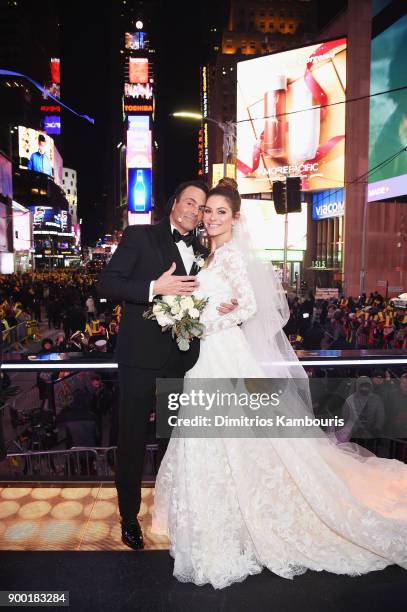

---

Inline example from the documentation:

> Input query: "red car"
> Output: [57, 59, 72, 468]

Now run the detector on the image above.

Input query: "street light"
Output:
[172, 111, 236, 179]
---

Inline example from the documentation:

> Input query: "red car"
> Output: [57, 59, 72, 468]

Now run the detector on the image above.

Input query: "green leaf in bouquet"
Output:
[177, 337, 190, 351]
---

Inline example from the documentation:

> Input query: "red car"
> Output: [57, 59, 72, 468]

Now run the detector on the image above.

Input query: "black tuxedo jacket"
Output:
[97, 217, 209, 370]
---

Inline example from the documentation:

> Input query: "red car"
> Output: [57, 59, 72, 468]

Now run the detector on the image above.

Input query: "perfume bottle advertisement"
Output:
[237, 38, 347, 194]
[127, 167, 152, 213]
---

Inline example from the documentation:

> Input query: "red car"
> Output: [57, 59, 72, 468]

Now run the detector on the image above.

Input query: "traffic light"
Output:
[286, 176, 302, 213]
[273, 177, 302, 214]
[273, 180, 286, 214]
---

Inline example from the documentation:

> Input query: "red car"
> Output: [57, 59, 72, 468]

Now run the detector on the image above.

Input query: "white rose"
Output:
[180, 296, 194, 311]
[173, 313, 183, 321]
[188, 308, 200, 319]
[162, 295, 176, 306]
[156, 313, 174, 327]
[171, 304, 181, 315]
[197, 258, 205, 268]
[152, 304, 163, 316]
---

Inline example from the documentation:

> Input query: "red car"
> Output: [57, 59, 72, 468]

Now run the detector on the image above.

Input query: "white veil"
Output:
[232, 211, 307, 382]
[231, 212, 375, 449]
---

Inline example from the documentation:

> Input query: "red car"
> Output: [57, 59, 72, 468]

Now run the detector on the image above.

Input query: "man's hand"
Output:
[217, 298, 238, 315]
[153, 262, 199, 296]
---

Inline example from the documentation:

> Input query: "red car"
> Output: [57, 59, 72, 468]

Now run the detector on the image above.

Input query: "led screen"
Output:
[127, 168, 152, 213]
[237, 38, 347, 194]
[126, 115, 152, 169]
[368, 14, 407, 201]
[18, 126, 54, 178]
[43, 115, 61, 136]
[28, 206, 71, 232]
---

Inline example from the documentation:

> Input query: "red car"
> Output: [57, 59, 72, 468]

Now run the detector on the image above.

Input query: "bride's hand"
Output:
[217, 298, 238, 315]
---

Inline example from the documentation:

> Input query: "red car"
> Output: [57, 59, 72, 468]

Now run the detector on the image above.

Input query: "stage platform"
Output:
[1, 484, 406, 611]
[0, 483, 168, 551]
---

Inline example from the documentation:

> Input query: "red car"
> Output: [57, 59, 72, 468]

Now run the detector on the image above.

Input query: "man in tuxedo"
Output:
[97, 180, 238, 550]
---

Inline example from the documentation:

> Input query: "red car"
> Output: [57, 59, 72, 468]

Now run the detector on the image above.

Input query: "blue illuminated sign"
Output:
[312, 189, 344, 220]
[128, 168, 152, 213]
[43, 115, 61, 135]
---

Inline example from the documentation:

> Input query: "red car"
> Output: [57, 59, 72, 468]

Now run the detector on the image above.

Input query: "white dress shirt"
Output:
[148, 223, 195, 301]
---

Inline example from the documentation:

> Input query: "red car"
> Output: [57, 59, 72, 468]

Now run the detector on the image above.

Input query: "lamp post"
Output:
[172, 112, 236, 179]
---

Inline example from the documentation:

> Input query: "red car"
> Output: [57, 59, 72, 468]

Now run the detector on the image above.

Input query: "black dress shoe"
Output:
[121, 518, 144, 550]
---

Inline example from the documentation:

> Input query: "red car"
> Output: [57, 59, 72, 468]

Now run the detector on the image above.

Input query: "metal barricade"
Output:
[1, 321, 31, 352]
[0, 443, 159, 481]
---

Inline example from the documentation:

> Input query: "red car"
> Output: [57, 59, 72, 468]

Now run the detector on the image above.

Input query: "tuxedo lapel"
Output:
[152, 217, 187, 275]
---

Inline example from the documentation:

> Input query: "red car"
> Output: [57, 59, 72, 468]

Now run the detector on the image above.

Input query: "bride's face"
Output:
[203, 195, 234, 239]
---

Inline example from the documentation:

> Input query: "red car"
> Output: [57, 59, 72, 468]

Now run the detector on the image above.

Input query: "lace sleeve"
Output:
[204, 247, 257, 336]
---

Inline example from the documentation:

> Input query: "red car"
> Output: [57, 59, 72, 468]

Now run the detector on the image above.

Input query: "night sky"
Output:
[21, 0, 347, 244]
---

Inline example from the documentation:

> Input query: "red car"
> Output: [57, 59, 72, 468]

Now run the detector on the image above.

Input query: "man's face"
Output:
[170, 186, 207, 234]
[91, 378, 102, 391]
[38, 140, 46, 154]
[359, 384, 371, 396]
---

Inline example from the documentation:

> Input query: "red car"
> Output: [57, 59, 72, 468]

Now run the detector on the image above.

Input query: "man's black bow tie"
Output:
[172, 228, 195, 247]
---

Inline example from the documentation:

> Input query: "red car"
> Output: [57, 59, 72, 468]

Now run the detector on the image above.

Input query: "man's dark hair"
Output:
[165, 180, 208, 215]
[38, 134, 46, 143]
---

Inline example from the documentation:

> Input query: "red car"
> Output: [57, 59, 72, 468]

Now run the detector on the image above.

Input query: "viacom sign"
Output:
[312, 189, 345, 220]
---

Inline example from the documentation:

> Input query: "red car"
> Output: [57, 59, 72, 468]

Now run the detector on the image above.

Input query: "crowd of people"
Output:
[1, 271, 406, 355]
[1, 271, 407, 355]
[0, 269, 120, 353]
[1, 271, 406, 470]
[286, 290, 407, 351]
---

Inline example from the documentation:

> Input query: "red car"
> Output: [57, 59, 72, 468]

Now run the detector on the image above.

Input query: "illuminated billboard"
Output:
[50, 58, 60, 84]
[129, 58, 148, 84]
[0, 203, 7, 252]
[18, 126, 54, 178]
[127, 168, 152, 213]
[241, 199, 307, 252]
[0, 152, 12, 200]
[312, 189, 344, 220]
[237, 38, 347, 194]
[53, 145, 64, 188]
[12, 204, 32, 252]
[43, 115, 61, 136]
[73, 224, 81, 250]
[124, 55, 154, 113]
[124, 82, 153, 100]
[125, 32, 145, 50]
[28, 206, 71, 232]
[128, 115, 149, 131]
[126, 115, 152, 168]
[368, 14, 407, 201]
[124, 102, 153, 114]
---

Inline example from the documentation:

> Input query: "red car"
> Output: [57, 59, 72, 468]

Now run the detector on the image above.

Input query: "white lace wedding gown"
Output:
[152, 241, 407, 589]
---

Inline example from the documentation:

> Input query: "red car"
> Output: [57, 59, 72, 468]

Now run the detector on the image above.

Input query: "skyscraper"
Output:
[201, 0, 316, 185]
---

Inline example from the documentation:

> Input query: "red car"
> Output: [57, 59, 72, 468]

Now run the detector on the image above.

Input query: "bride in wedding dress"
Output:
[151, 178, 407, 590]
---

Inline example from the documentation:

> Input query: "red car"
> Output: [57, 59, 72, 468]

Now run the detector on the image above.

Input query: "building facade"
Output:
[202, 0, 317, 187]
[63, 167, 78, 224]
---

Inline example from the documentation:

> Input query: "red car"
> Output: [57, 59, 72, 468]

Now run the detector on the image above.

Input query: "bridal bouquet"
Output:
[143, 295, 209, 351]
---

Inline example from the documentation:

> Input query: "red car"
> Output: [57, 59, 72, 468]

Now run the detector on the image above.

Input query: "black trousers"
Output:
[116, 346, 185, 521]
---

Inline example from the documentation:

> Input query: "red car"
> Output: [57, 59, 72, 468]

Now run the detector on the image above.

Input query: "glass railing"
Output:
[1, 349, 406, 482]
